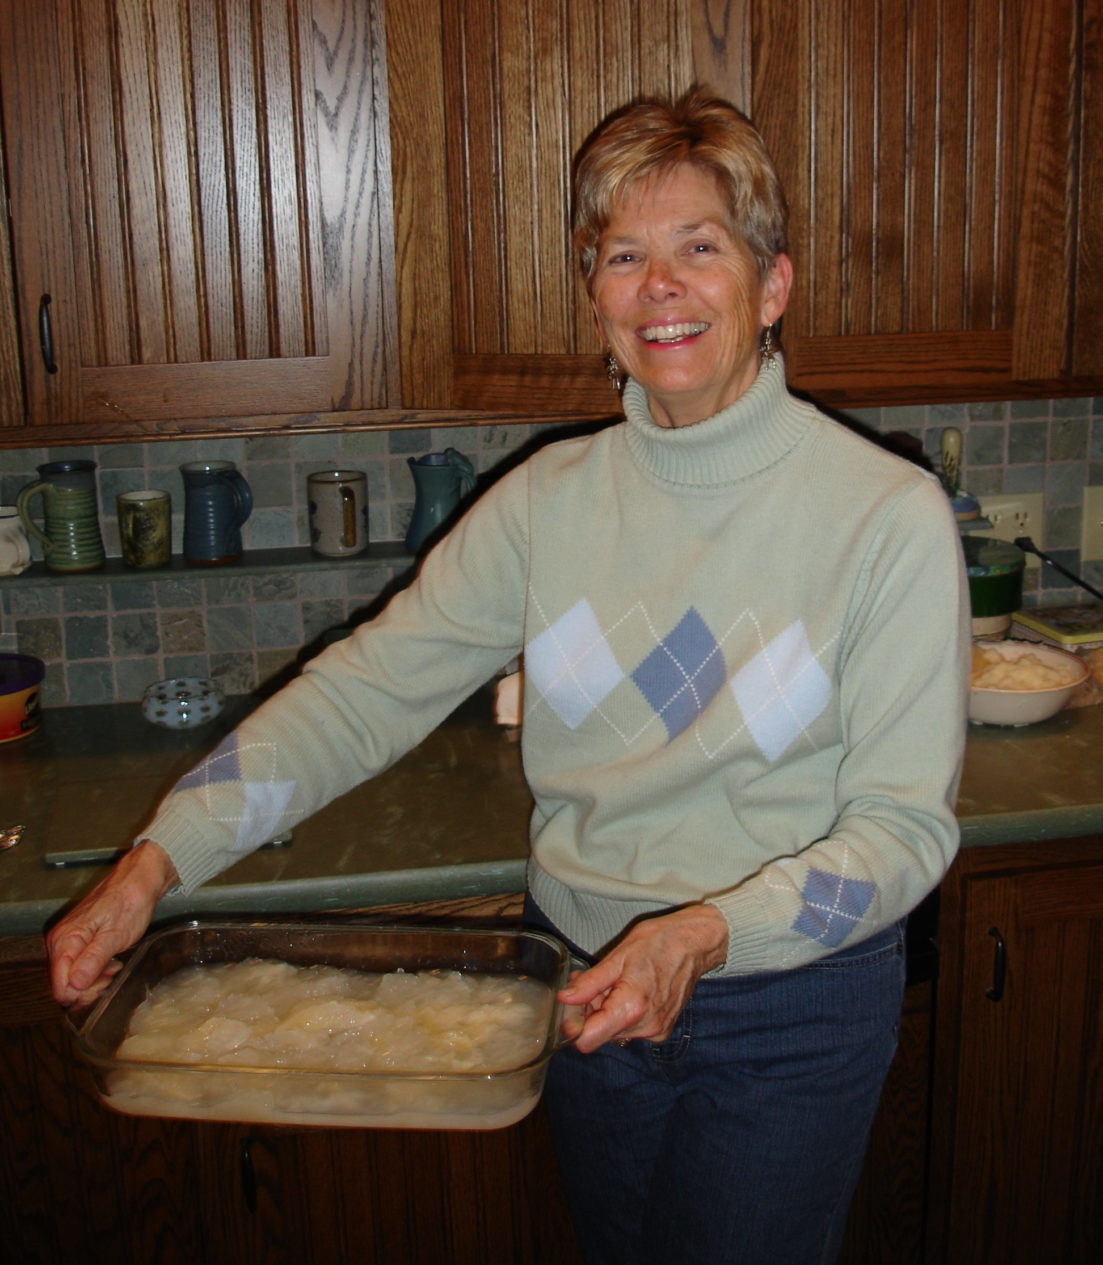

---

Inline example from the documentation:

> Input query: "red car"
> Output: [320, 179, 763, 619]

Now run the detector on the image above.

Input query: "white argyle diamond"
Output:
[525, 599, 625, 729]
[233, 779, 297, 853]
[731, 620, 831, 761]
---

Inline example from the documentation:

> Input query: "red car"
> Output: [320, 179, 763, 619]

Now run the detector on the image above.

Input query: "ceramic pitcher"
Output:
[16, 460, 106, 573]
[0, 507, 32, 576]
[405, 448, 476, 552]
[180, 461, 253, 565]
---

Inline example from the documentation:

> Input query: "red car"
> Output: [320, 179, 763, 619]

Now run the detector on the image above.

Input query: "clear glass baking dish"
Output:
[68, 919, 581, 1131]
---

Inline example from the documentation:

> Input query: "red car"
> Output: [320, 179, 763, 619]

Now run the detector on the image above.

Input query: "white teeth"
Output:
[640, 322, 709, 343]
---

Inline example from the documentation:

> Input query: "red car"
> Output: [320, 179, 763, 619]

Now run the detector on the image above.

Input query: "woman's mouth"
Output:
[639, 321, 710, 344]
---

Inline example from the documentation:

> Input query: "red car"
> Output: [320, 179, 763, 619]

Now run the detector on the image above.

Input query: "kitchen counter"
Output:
[2, 690, 1102, 937]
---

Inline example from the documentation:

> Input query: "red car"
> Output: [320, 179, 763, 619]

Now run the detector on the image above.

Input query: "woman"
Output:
[48, 88, 968, 1264]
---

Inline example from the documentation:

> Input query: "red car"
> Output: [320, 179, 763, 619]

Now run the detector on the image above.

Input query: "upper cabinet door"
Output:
[0, 0, 396, 437]
[746, 0, 1089, 405]
[387, 0, 705, 414]
[389, 0, 1099, 413]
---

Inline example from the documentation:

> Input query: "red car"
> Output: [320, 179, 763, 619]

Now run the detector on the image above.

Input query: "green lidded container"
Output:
[962, 535, 1025, 628]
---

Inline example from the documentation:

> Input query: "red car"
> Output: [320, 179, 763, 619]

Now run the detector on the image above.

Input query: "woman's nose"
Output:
[639, 258, 684, 301]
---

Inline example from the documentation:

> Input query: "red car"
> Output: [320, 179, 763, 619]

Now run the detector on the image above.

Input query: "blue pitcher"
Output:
[180, 461, 253, 565]
[405, 448, 476, 552]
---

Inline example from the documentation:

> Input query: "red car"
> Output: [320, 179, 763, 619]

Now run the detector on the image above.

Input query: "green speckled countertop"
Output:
[2, 690, 1102, 936]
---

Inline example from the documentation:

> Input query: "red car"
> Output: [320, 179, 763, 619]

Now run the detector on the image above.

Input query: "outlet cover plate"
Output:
[1081, 486, 1103, 562]
[975, 493, 1045, 549]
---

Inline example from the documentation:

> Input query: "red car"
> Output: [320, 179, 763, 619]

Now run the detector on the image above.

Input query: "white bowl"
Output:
[969, 640, 1088, 726]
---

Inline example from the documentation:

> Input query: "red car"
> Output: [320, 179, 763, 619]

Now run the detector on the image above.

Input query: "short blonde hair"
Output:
[572, 86, 788, 288]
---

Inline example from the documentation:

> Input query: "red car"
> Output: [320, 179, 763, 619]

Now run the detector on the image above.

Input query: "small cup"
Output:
[308, 469, 368, 558]
[117, 490, 172, 569]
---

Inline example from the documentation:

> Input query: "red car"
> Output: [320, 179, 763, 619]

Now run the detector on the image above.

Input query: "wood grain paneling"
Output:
[1072, 0, 1103, 377]
[741, 0, 1080, 399]
[61, 0, 325, 361]
[389, 0, 1092, 411]
[0, 143, 24, 428]
[928, 839, 1103, 1265]
[0, 0, 396, 428]
[754, 0, 1018, 339]
[389, 0, 700, 412]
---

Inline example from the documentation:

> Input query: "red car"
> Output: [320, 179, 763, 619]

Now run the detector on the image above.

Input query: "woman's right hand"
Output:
[46, 839, 179, 1006]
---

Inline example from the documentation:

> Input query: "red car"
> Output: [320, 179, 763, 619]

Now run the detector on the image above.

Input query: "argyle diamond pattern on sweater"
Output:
[171, 732, 297, 854]
[730, 620, 831, 760]
[791, 867, 876, 947]
[525, 599, 626, 730]
[177, 734, 241, 788]
[631, 607, 726, 739]
[526, 599, 835, 761]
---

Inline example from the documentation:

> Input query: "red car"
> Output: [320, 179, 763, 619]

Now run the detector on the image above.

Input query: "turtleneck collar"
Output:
[620, 355, 815, 488]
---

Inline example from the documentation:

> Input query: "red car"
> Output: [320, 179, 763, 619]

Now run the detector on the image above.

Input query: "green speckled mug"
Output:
[17, 459, 105, 573]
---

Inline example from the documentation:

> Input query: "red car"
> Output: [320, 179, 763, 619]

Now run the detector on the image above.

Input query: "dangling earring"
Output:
[760, 324, 775, 365]
[605, 351, 623, 390]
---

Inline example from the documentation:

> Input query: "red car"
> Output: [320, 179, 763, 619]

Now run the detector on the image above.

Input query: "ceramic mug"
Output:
[308, 469, 368, 558]
[0, 506, 32, 576]
[180, 461, 252, 565]
[118, 490, 172, 569]
[16, 459, 106, 573]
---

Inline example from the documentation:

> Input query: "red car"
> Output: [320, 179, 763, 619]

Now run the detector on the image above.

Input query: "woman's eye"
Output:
[688, 241, 715, 255]
[608, 252, 639, 265]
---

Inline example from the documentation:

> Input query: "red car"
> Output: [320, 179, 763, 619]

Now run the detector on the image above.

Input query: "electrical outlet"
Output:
[1081, 486, 1103, 562]
[975, 493, 1045, 548]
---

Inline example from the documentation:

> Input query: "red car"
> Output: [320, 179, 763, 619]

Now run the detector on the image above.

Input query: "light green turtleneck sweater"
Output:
[145, 358, 969, 975]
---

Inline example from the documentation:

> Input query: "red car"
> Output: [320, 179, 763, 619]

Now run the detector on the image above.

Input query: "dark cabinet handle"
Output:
[38, 294, 58, 374]
[239, 1136, 258, 1212]
[985, 926, 1006, 1002]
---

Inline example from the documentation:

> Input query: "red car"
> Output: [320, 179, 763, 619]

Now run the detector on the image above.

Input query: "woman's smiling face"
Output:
[589, 163, 791, 429]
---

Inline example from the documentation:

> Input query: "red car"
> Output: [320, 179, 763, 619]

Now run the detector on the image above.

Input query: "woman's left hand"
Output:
[559, 903, 729, 1053]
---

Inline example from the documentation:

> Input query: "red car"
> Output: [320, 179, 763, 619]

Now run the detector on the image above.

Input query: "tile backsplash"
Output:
[3, 398, 1101, 706]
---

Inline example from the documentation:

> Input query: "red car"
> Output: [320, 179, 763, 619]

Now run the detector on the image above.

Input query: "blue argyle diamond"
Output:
[631, 607, 725, 739]
[176, 733, 241, 790]
[791, 867, 876, 947]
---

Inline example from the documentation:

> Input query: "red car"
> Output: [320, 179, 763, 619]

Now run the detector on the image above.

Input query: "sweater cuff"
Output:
[705, 885, 777, 976]
[134, 810, 232, 895]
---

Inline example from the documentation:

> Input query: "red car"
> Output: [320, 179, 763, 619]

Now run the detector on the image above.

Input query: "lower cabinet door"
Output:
[928, 840, 1103, 1265]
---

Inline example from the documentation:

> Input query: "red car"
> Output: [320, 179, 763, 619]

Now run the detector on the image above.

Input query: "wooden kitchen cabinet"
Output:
[3, 1, 1098, 443]
[749, 0, 1103, 405]
[8, 844, 1100, 1265]
[0, 0, 398, 443]
[387, 0, 1103, 413]
[926, 836, 1103, 1265]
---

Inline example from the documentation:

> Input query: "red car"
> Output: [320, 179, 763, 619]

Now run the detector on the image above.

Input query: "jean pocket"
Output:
[804, 919, 906, 971]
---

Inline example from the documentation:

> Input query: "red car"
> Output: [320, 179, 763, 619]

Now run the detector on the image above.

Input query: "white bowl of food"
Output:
[969, 639, 1089, 726]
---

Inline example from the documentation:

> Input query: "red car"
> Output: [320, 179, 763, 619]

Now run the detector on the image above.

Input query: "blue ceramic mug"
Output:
[180, 461, 252, 565]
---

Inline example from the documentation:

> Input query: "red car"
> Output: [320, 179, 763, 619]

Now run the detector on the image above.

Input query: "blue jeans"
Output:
[531, 905, 905, 1265]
